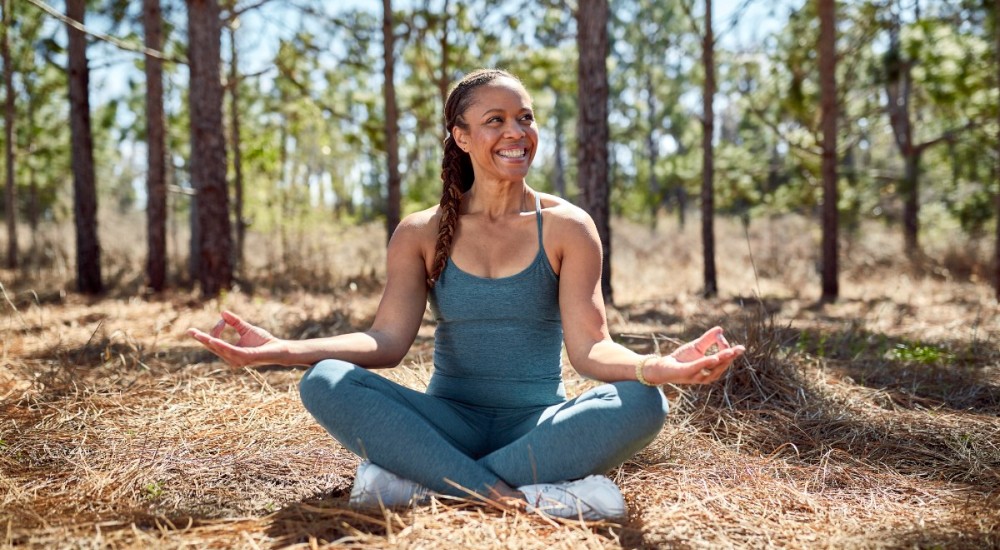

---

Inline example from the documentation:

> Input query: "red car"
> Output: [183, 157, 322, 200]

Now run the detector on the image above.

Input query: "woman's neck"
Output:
[463, 179, 532, 219]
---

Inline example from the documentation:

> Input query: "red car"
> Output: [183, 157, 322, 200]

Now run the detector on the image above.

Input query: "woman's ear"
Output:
[452, 127, 469, 152]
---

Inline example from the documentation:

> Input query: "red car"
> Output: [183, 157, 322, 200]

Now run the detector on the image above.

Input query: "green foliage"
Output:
[142, 480, 165, 500]
[4, 0, 996, 263]
[891, 343, 954, 365]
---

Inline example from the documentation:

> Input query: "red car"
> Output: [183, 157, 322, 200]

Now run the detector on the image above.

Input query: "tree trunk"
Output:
[576, 0, 613, 305]
[383, 0, 401, 243]
[701, 0, 717, 297]
[3, 0, 16, 269]
[819, 0, 839, 302]
[646, 73, 659, 229]
[66, 0, 102, 294]
[902, 149, 920, 255]
[228, 16, 245, 272]
[187, 0, 232, 296]
[144, 0, 167, 291]
[24, 75, 37, 248]
[437, 0, 451, 118]
[553, 92, 567, 199]
[995, 0, 1000, 301]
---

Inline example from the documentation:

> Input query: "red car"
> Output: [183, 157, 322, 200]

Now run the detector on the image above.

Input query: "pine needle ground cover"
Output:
[1, 217, 998, 549]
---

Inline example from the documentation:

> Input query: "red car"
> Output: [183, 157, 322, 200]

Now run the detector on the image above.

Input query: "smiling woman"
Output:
[188, 68, 745, 522]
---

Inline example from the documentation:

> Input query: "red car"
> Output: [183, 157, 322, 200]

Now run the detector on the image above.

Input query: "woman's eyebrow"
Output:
[479, 107, 532, 117]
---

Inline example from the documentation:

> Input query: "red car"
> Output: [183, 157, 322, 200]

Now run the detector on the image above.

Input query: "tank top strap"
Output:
[534, 194, 544, 250]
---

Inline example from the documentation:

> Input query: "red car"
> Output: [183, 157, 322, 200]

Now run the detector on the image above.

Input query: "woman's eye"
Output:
[521, 114, 535, 123]
[487, 116, 502, 124]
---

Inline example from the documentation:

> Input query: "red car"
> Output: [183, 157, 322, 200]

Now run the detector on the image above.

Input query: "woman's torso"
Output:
[426, 194, 565, 409]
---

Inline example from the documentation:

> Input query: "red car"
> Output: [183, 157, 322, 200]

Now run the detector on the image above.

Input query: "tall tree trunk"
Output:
[885, 3, 920, 257]
[24, 75, 37, 250]
[3, 0, 16, 269]
[902, 149, 921, 254]
[701, 0, 717, 297]
[553, 92, 567, 199]
[437, 0, 451, 118]
[187, 0, 231, 296]
[995, 0, 1000, 301]
[66, 0, 102, 294]
[228, 16, 245, 271]
[383, 0, 401, 243]
[576, 0, 613, 305]
[819, 0, 839, 302]
[646, 73, 660, 229]
[144, 0, 167, 291]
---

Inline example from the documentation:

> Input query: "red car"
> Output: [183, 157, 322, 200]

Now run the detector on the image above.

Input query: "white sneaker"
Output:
[518, 475, 627, 521]
[349, 461, 430, 509]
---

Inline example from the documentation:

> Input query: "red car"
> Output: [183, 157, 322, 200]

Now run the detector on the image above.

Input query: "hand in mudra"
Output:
[648, 326, 745, 385]
[188, 310, 282, 368]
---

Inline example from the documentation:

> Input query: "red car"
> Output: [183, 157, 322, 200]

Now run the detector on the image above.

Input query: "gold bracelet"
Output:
[635, 355, 658, 387]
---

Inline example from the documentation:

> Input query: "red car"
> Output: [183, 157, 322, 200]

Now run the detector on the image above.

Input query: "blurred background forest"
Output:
[0, 0, 998, 302]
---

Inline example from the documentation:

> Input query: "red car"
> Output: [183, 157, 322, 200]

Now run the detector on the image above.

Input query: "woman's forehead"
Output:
[467, 78, 532, 111]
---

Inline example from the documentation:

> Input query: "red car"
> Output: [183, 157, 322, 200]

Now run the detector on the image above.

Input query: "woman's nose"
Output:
[503, 120, 526, 138]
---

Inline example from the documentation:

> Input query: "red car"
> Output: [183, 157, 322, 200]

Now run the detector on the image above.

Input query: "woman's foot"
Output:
[518, 475, 627, 520]
[349, 461, 430, 508]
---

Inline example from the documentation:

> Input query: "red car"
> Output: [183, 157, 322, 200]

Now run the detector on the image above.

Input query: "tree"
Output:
[187, 0, 232, 296]
[819, 0, 839, 301]
[226, 3, 246, 273]
[144, 0, 167, 291]
[700, 0, 717, 297]
[882, 1, 979, 257]
[995, 0, 1000, 301]
[2, 0, 15, 269]
[67, 0, 102, 294]
[576, 0, 613, 305]
[383, 0, 401, 243]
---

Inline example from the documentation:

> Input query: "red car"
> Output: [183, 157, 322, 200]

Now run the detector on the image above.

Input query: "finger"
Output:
[694, 327, 724, 353]
[716, 331, 731, 349]
[188, 328, 212, 344]
[209, 318, 226, 339]
[222, 310, 254, 336]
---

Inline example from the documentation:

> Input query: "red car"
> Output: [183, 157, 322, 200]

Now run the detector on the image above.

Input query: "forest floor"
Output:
[1, 215, 999, 549]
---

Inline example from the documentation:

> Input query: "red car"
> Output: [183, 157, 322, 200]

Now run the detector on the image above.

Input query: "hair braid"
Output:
[426, 68, 520, 288]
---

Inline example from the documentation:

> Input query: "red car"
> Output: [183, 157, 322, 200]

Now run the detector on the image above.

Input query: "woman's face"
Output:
[452, 78, 538, 184]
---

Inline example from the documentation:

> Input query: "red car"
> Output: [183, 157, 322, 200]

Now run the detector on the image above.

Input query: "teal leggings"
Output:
[299, 359, 669, 498]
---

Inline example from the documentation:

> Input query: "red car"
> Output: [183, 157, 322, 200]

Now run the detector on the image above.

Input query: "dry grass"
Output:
[1, 214, 998, 549]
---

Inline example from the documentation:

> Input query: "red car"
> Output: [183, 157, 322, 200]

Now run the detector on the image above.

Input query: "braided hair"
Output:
[427, 68, 521, 288]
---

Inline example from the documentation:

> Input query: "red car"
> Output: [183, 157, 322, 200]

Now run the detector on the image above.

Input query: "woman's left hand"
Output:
[645, 326, 745, 385]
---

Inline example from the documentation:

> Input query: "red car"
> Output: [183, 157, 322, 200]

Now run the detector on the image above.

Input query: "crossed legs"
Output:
[299, 359, 668, 499]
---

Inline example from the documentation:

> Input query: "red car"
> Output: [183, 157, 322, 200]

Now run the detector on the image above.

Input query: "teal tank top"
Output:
[427, 195, 565, 409]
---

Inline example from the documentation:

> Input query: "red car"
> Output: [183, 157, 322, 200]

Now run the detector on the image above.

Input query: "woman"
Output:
[189, 69, 744, 521]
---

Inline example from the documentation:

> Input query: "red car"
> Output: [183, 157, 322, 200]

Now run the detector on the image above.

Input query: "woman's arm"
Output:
[188, 214, 432, 369]
[555, 208, 744, 385]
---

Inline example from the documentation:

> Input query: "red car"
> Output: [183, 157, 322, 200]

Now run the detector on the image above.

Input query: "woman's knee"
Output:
[616, 382, 669, 432]
[298, 359, 361, 412]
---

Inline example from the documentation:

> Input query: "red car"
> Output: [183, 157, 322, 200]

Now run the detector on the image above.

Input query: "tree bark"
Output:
[994, 0, 999, 301]
[187, 0, 232, 296]
[576, 0, 613, 305]
[701, 0, 717, 297]
[144, 0, 167, 291]
[902, 149, 921, 254]
[66, 0, 102, 294]
[553, 92, 567, 199]
[819, 0, 839, 302]
[383, 0, 401, 243]
[3, 0, 17, 269]
[228, 15, 245, 272]
[646, 72, 660, 229]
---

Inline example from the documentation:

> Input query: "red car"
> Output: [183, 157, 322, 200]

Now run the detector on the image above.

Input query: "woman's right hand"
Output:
[187, 310, 287, 368]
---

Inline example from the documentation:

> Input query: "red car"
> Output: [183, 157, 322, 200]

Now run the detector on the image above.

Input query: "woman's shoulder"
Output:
[537, 192, 598, 234]
[390, 206, 441, 248]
